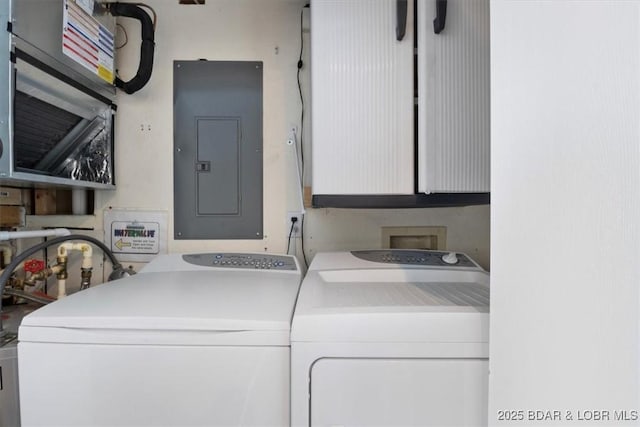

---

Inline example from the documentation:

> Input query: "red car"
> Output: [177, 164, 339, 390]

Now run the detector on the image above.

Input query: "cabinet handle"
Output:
[433, 0, 447, 34]
[396, 0, 408, 41]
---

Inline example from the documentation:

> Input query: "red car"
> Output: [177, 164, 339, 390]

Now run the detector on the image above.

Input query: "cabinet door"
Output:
[312, 0, 415, 195]
[418, 0, 490, 193]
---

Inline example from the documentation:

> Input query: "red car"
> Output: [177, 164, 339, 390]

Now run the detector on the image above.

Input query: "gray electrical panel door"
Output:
[174, 61, 263, 239]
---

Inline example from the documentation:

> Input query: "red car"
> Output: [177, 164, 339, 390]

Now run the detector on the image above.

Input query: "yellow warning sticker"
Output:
[98, 65, 114, 84]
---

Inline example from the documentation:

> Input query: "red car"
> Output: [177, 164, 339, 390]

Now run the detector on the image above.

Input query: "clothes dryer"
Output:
[291, 250, 489, 427]
[19, 253, 301, 426]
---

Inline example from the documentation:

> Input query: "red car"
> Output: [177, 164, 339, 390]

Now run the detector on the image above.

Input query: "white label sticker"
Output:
[62, 0, 114, 83]
[75, 0, 95, 16]
[104, 210, 168, 262]
[110, 221, 160, 255]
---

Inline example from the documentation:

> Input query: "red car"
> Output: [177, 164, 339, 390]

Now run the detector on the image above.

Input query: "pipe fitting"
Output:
[55, 243, 94, 297]
[55, 256, 68, 280]
[80, 268, 92, 290]
[58, 243, 93, 269]
[24, 271, 44, 286]
[22, 261, 60, 289]
[79, 244, 93, 270]
[0, 234, 122, 337]
[4, 274, 23, 292]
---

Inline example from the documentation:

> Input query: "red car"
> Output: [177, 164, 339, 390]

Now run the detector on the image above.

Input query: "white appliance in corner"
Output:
[291, 250, 489, 427]
[18, 253, 301, 426]
[0, 304, 38, 427]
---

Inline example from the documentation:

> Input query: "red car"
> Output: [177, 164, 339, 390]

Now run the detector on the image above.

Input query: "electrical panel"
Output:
[173, 61, 263, 239]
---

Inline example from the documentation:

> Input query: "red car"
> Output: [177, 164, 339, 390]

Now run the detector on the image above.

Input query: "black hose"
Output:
[109, 3, 155, 94]
[0, 235, 123, 331]
[3, 288, 53, 306]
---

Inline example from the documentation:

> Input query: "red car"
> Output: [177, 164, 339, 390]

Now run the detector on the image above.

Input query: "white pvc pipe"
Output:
[57, 278, 66, 299]
[0, 243, 13, 265]
[0, 228, 71, 241]
[72, 189, 88, 215]
[58, 243, 93, 269]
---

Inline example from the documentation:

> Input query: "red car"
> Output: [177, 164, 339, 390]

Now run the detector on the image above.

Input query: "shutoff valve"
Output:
[24, 259, 45, 274]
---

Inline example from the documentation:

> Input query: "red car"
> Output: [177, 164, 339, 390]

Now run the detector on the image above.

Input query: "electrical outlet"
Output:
[286, 211, 303, 238]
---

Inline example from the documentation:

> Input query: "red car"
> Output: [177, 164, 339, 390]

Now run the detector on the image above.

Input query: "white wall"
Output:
[304, 206, 489, 268]
[96, 0, 305, 256]
[85, 0, 490, 274]
[490, 1, 639, 423]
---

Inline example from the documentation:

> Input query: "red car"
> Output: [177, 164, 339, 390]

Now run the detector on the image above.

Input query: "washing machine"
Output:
[290, 249, 490, 427]
[18, 252, 301, 426]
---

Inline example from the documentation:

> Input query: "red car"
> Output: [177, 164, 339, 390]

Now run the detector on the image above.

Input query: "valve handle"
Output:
[24, 259, 45, 273]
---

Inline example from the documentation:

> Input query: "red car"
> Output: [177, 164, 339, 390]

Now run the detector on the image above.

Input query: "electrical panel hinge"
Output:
[6, 21, 12, 33]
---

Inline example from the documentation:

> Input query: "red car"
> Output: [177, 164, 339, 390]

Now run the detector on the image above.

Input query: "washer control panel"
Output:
[183, 253, 297, 270]
[351, 250, 477, 268]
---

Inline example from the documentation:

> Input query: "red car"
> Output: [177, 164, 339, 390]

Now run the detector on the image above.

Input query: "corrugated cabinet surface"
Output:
[418, 0, 490, 193]
[311, 0, 415, 195]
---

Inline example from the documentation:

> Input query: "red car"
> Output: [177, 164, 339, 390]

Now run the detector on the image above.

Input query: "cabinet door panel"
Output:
[418, 0, 490, 193]
[312, 0, 415, 195]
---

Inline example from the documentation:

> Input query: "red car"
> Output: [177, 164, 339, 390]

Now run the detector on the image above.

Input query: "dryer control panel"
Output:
[351, 250, 477, 268]
[183, 253, 297, 270]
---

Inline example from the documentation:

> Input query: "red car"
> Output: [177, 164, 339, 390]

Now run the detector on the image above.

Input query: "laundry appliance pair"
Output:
[18, 249, 489, 426]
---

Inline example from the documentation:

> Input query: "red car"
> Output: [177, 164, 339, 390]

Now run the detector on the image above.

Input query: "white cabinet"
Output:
[417, 0, 490, 193]
[311, 0, 490, 198]
[311, 0, 415, 195]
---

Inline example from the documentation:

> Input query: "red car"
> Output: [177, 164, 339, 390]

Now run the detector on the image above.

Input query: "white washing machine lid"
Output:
[20, 267, 301, 346]
[291, 251, 489, 344]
